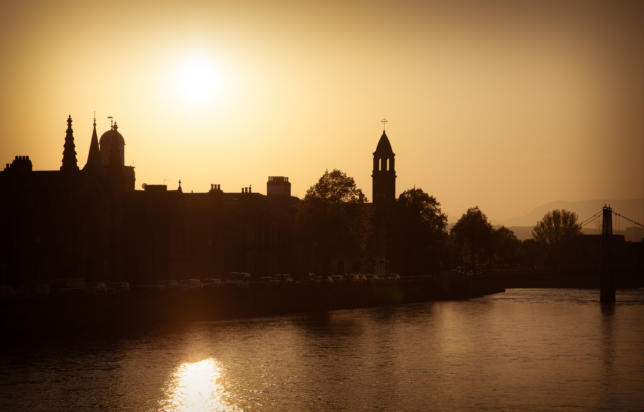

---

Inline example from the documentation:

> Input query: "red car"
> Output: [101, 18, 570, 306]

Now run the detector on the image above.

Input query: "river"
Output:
[1, 288, 643, 410]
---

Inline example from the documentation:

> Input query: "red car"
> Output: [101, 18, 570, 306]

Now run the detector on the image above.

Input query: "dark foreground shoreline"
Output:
[2, 269, 642, 339]
[2, 275, 503, 338]
[486, 269, 643, 289]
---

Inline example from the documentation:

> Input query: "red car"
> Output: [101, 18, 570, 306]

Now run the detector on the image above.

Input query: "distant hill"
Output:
[500, 198, 644, 242]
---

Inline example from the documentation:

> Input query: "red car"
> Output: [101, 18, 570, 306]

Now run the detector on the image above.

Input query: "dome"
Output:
[99, 127, 125, 148]
[99, 124, 125, 167]
[374, 131, 393, 155]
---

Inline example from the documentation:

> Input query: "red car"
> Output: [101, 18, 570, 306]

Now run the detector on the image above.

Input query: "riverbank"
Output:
[5, 269, 641, 338]
[1, 275, 503, 337]
[485, 269, 643, 289]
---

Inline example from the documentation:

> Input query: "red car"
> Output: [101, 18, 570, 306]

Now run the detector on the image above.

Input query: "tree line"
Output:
[295, 169, 594, 275]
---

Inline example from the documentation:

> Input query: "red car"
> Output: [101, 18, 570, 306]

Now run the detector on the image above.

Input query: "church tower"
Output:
[60, 115, 79, 172]
[372, 126, 396, 205]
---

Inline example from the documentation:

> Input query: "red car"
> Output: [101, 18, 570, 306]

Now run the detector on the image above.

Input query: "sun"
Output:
[175, 53, 221, 103]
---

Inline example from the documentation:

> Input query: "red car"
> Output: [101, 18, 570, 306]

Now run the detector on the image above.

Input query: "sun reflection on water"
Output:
[160, 358, 239, 411]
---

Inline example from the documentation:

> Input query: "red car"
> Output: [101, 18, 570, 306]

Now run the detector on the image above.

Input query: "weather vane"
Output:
[108, 116, 113, 127]
[381, 118, 388, 131]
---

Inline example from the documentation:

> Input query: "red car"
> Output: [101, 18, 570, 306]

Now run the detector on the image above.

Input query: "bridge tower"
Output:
[600, 205, 615, 304]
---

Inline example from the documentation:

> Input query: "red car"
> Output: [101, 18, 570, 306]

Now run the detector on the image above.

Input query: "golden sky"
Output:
[1, 0, 643, 223]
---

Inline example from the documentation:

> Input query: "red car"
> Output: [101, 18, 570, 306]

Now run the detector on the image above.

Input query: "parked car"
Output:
[86, 281, 107, 294]
[106, 281, 130, 294]
[52, 278, 86, 295]
[201, 278, 223, 288]
[230, 272, 252, 280]
[179, 278, 202, 290]
[162, 279, 179, 289]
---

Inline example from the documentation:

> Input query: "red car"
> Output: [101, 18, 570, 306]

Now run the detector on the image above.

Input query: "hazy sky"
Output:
[1, 0, 642, 223]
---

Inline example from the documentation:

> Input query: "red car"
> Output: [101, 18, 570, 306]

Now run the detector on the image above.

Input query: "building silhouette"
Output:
[0, 116, 300, 284]
[0, 116, 396, 284]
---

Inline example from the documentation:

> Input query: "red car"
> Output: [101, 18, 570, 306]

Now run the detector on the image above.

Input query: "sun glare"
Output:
[160, 358, 238, 411]
[175, 54, 221, 103]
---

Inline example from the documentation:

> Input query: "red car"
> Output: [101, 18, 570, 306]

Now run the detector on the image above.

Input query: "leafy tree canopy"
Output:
[450, 206, 493, 244]
[532, 209, 581, 247]
[296, 169, 371, 272]
[391, 188, 448, 274]
[491, 226, 521, 264]
[494, 226, 519, 246]
[396, 188, 447, 233]
[450, 206, 494, 265]
[304, 169, 366, 203]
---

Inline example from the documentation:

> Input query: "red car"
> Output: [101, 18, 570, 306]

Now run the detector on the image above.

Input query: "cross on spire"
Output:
[381, 118, 388, 131]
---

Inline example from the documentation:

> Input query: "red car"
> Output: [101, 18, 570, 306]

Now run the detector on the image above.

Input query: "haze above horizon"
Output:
[1, 0, 643, 223]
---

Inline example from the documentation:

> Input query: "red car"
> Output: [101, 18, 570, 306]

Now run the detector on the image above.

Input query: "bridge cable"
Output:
[579, 209, 602, 225]
[579, 210, 603, 227]
[611, 211, 644, 229]
[580, 216, 600, 228]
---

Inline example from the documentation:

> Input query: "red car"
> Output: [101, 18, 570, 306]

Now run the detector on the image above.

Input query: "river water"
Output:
[1, 289, 643, 411]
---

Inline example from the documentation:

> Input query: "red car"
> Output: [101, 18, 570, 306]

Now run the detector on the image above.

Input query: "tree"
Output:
[304, 169, 366, 203]
[295, 170, 372, 273]
[491, 226, 521, 265]
[450, 206, 494, 266]
[391, 188, 448, 275]
[532, 209, 581, 269]
[532, 209, 581, 247]
[519, 238, 541, 269]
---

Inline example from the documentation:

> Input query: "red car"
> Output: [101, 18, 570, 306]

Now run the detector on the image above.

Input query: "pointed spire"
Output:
[60, 115, 79, 173]
[83, 113, 101, 172]
[374, 130, 393, 155]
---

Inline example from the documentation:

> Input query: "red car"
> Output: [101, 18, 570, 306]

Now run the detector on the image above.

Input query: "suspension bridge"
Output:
[578, 206, 644, 304]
